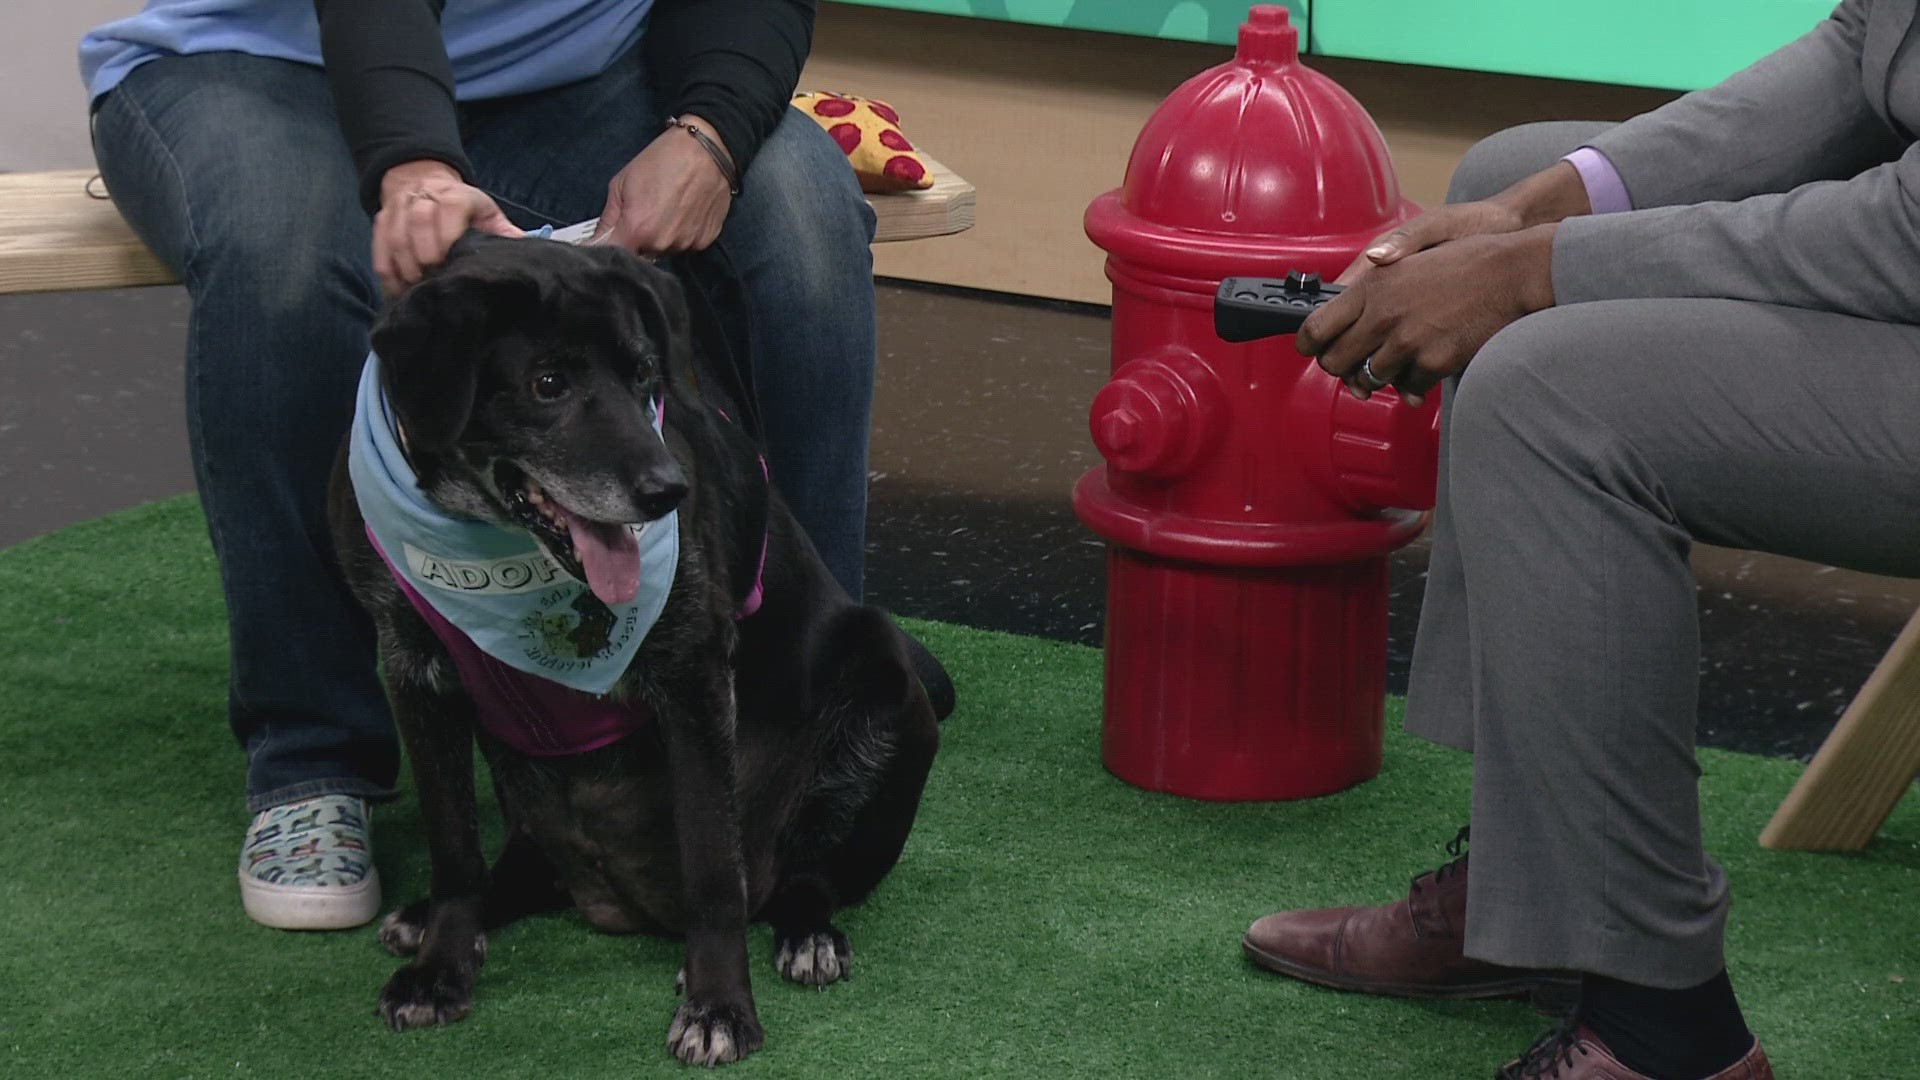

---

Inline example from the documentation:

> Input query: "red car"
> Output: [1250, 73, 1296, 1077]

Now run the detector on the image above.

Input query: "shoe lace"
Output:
[1411, 826, 1471, 893]
[1499, 1018, 1592, 1079]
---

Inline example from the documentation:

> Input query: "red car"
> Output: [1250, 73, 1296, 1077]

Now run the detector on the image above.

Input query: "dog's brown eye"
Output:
[531, 372, 569, 401]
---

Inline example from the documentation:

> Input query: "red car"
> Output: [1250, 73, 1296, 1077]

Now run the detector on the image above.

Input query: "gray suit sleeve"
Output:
[1583, 0, 1903, 209]
[1551, 141, 1920, 324]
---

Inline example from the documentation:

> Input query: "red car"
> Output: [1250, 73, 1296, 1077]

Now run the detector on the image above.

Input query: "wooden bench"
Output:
[0, 160, 974, 296]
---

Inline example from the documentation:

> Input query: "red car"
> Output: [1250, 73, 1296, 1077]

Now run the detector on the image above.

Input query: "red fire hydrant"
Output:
[1075, 5, 1441, 801]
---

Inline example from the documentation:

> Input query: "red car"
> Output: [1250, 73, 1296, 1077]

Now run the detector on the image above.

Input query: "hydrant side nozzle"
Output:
[1098, 408, 1141, 452]
[1089, 352, 1225, 482]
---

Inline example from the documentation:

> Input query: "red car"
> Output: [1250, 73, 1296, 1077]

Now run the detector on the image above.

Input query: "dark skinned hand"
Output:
[1330, 199, 1531, 288]
[1329, 159, 1588, 288]
[590, 114, 734, 256]
[1297, 161, 1597, 405]
[1294, 224, 1560, 408]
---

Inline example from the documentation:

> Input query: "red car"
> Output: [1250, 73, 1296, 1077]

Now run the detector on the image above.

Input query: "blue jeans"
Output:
[91, 49, 880, 812]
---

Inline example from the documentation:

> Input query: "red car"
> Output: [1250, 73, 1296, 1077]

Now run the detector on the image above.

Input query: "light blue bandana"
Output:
[345, 350, 679, 697]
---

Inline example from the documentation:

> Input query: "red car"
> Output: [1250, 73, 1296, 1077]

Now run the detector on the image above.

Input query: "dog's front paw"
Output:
[377, 902, 430, 957]
[377, 962, 477, 1031]
[666, 1000, 764, 1066]
[774, 927, 851, 987]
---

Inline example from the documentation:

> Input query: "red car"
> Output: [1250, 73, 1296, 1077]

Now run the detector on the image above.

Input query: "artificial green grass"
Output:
[1, 495, 1915, 1079]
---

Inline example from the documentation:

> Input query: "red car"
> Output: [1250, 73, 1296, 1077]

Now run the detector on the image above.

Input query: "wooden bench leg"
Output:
[1760, 604, 1920, 851]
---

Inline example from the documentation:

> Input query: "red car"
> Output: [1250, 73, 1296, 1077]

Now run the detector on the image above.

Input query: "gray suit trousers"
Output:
[1406, 121, 1920, 987]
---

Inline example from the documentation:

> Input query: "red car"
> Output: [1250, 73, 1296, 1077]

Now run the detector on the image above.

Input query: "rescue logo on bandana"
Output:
[521, 587, 639, 667]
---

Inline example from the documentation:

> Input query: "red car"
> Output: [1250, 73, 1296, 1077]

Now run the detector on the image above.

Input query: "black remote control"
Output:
[1213, 271, 1344, 342]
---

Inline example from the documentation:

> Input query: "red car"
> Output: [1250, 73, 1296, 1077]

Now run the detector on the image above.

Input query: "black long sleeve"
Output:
[313, 0, 814, 216]
[314, 0, 473, 214]
[643, 0, 815, 180]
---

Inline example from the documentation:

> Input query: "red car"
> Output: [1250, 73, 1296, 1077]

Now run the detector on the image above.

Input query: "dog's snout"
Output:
[635, 476, 688, 520]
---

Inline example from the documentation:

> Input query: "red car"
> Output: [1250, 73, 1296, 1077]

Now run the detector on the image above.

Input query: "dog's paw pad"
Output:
[376, 963, 475, 1031]
[774, 927, 851, 987]
[377, 904, 428, 957]
[666, 1001, 764, 1066]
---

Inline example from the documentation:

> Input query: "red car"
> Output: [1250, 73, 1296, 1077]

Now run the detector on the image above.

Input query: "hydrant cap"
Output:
[1112, 5, 1404, 241]
[1238, 4, 1298, 64]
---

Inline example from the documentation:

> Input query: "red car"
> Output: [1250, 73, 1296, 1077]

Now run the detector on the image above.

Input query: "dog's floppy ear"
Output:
[599, 251, 758, 431]
[592, 252, 736, 428]
[599, 252, 698, 396]
[371, 229, 544, 448]
[369, 271, 484, 450]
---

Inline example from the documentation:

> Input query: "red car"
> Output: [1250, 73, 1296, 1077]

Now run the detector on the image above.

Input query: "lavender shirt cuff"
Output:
[1561, 146, 1633, 215]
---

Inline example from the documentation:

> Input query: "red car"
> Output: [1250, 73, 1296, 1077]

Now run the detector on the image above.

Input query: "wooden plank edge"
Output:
[1760, 604, 1920, 851]
[2, 163, 975, 295]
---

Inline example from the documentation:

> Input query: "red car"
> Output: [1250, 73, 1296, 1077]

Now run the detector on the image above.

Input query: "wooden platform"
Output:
[871, 157, 975, 244]
[0, 171, 174, 295]
[0, 158, 974, 296]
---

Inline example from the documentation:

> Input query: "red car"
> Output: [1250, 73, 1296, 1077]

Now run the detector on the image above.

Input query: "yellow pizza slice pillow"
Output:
[791, 91, 935, 193]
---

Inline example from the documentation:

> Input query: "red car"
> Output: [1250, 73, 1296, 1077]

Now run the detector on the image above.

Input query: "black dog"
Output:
[326, 234, 940, 1065]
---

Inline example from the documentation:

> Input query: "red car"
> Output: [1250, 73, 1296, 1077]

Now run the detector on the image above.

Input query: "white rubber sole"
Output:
[239, 868, 382, 931]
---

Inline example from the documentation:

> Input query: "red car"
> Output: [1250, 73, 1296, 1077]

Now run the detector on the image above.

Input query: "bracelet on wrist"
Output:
[666, 116, 739, 196]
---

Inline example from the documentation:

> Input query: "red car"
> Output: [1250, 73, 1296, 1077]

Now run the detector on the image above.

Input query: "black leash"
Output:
[667, 253, 773, 616]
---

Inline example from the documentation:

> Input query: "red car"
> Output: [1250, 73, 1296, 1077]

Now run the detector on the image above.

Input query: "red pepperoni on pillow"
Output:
[828, 122, 863, 154]
[868, 100, 901, 124]
[879, 130, 913, 152]
[883, 155, 927, 184]
[812, 97, 857, 118]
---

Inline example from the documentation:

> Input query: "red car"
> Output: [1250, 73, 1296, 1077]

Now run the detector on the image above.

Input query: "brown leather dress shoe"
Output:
[1497, 1021, 1773, 1079]
[1243, 828, 1575, 1006]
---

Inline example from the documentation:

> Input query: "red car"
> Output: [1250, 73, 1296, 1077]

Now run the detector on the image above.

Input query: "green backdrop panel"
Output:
[832, 0, 1839, 91]
[828, 0, 1306, 48]
[1307, 0, 1835, 91]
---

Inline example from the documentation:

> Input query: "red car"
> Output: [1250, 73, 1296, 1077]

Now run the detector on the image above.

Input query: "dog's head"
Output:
[369, 232, 696, 604]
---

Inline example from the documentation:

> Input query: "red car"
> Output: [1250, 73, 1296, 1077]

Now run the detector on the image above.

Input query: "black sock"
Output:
[1577, 970, 1753, 1079]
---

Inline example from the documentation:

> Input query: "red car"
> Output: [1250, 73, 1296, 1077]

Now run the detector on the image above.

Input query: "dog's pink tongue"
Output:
[556, 507, 640, 605]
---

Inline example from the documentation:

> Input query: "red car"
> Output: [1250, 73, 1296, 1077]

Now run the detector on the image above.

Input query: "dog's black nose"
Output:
[635, 480, 688, 520]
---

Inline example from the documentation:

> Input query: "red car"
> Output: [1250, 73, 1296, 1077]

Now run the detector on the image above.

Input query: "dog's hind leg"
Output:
[763, 871, 851, 988]
[377, 825, 571, 957]
[767, 607, 940, 987]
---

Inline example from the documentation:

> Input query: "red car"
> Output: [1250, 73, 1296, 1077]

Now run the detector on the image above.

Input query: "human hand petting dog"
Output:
[591, 114, 734, 256]
[372, 112, 735, 294]
[374, 160, 522, 296]
[1297, 160, 1589, 406]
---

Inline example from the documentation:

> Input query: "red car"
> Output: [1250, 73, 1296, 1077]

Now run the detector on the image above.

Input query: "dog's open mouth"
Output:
[496, 462, 643, 606]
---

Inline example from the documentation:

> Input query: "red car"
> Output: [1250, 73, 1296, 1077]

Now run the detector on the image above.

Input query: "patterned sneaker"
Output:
[237, 794, 381, 930]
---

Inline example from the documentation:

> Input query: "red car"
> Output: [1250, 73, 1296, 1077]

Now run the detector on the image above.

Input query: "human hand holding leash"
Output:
[1295, 224, 1559, 408]
[592, 114, 735, 256]
[374, 160, 522, 296]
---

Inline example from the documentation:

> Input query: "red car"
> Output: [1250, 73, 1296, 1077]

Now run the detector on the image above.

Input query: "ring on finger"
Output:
[1360, 356, 1392, 390]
